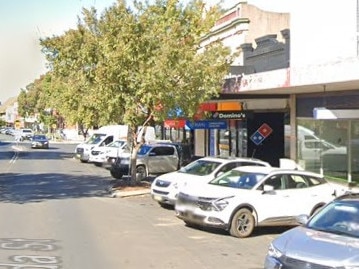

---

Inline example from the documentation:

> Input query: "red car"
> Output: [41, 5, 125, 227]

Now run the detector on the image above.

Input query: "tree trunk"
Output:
[127, 125, 140, 185]
[130, 144, 141, 185]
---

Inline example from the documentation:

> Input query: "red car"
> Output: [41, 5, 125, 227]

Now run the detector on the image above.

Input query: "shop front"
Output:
[296, 92, 359, 182]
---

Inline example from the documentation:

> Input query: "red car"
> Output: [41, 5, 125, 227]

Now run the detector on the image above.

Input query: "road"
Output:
[0, 134, 287, 269]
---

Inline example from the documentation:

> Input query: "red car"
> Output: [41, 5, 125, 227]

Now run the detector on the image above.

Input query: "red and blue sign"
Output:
[250, 123, 273, 145]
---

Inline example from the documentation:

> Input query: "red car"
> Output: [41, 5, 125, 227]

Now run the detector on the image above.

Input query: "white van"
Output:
[74, 125, 155, 163]
[15, 128, 34, 141]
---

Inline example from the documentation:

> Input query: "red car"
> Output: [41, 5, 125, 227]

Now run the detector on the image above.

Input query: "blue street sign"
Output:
[185, 120, 227, 130]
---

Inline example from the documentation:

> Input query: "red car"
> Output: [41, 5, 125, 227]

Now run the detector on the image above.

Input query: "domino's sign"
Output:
[250, 123, 273, 145]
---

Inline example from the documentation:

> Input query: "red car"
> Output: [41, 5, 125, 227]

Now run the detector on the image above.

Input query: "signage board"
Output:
[209, 111, 252, 120]
[185, 120, 227, 130]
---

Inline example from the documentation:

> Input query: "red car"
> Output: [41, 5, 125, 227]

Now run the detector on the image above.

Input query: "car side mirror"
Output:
[263, 184, 274, 192]
[296, 214, 309, 225]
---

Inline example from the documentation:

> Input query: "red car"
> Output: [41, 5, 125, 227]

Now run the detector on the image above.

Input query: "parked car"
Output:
[31, 134, 49, 149]
[89, 139, 127, 167]
[264, 192, 359, 269]
[155, 141, 194, 168]
[175, 166, 340, 238]
[16, 128, 34, 141]
[1, 127, 14, 135]
[110, 143, 180, 180]
[151, 156, 271, 208]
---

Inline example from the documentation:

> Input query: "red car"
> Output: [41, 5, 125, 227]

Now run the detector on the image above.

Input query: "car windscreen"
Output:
[109, 140, 126, 148]
[138, 145, 152, 155]
[178, 160, 221, 176]
[33, 135, 46, 140]
[85, 133, 107, 144]
[307, 200, 359, 238]
[209, 170, 266, 189]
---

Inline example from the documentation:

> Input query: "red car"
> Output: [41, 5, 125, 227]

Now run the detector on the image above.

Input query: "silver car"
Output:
[264, 192, 359, 269]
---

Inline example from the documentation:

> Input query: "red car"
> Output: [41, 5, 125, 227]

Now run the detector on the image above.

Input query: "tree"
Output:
[40, 0, 233, 184]
[17, 74, 61, 133]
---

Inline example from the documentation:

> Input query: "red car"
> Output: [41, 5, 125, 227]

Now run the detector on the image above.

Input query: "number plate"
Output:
[153, 195, 163, 202]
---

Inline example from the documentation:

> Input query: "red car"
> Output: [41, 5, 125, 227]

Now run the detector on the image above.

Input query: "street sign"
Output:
[185, 120, 227, 130]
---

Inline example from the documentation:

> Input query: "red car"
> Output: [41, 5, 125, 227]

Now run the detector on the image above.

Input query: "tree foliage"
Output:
[37, 0, 232, 183]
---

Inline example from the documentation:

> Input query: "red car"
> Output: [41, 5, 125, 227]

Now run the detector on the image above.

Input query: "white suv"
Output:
[175, 166, 339, 238]
[151, 156, 271, 207]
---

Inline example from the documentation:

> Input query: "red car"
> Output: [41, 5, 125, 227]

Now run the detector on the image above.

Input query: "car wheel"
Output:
[110, 169, 123, 179]
[230, 208, 255, 238]
[136, 165, 147, 181]
[159, 203, 174, 210]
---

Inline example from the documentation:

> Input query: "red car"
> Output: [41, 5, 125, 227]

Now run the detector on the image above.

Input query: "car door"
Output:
[147, 146, 178, 174]
[284, 174, 333, 216]
[254, 174, 296, 222]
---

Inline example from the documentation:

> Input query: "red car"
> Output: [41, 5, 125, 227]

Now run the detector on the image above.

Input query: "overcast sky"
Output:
[0, 0, 292, 104]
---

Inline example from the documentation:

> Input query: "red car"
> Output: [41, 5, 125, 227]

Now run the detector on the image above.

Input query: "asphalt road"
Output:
[0, 134, 288, 269]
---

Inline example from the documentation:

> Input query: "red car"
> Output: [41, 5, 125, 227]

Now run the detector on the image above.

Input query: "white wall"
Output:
[291, 0, 358, 66]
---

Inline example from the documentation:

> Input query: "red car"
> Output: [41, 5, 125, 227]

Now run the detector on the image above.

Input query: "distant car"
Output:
[31, 134, 49, 149]
[264, 192, 359, 269]
[175, 166, 339, 238]
[151, 156, 271, 208]
[16, 128, 34, 141]
[1, 127, 14, 135]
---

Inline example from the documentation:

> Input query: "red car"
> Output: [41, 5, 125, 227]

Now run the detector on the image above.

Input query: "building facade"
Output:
[170, 0, 359, 183]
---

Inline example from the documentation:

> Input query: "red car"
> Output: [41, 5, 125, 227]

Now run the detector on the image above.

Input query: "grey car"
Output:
[264, 192, 359, 269]
[110, 143, 180, 180]
[31, 134, 49, 149]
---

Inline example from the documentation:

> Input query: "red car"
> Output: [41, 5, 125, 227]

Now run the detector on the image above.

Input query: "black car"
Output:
[31, 134, 49, 149]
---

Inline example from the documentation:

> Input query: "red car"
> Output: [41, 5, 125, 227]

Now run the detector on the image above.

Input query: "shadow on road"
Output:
[183, 222, 293, 238]
[0, 172, 110, 204]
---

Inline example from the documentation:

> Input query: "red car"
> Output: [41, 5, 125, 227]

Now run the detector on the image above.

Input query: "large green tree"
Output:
[40, 0, 233, 183]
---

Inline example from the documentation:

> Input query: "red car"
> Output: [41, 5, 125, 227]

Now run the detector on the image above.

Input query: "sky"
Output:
[0, 0, 292, 104]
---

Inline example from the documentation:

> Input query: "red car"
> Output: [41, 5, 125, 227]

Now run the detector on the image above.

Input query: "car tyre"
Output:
[230, 208, 255, 238]
[110, 169, 123, 179]
[136, 165, 147, 181]
[159, 203, 174, 209]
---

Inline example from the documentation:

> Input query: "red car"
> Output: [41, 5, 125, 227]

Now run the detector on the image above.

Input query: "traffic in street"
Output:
[0, 135, 287, 269]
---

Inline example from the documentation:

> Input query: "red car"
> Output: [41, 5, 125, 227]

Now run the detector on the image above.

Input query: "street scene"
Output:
[0, 135, 287, 269]
[1, 0, 359, 268]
